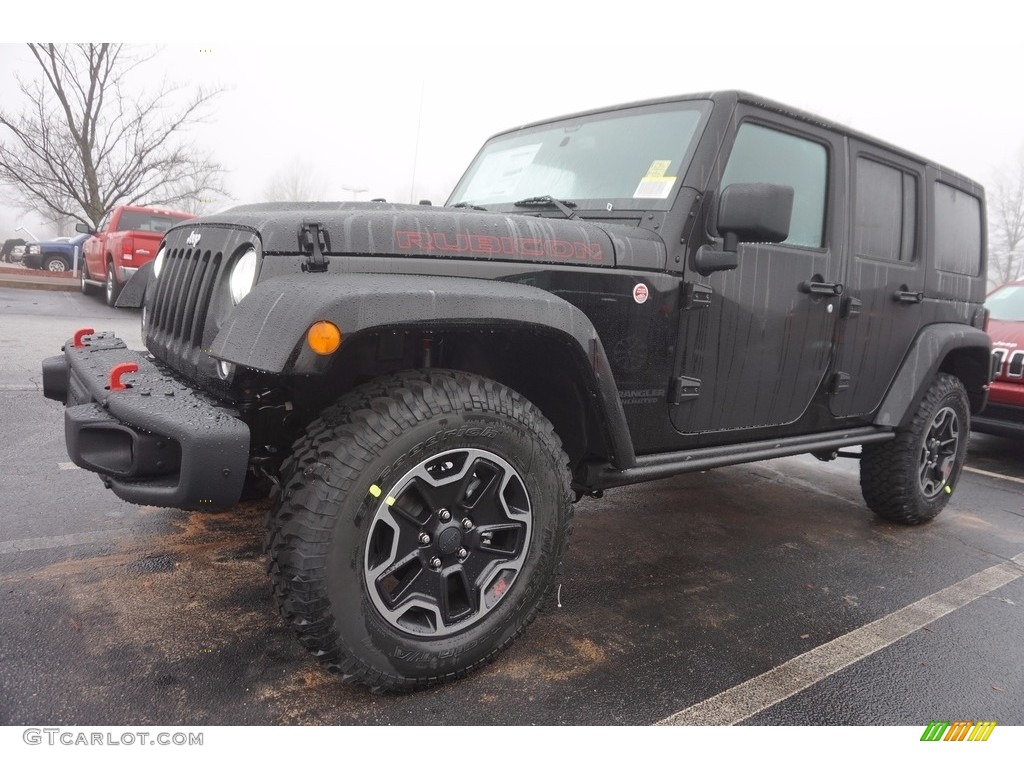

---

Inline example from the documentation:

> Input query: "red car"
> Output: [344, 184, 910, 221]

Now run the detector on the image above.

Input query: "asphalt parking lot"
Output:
[1, 286, 1022, 726]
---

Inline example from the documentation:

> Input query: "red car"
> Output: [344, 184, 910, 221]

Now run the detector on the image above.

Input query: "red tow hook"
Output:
[73, 328, 95, 348]
[108, 362, 139, 391]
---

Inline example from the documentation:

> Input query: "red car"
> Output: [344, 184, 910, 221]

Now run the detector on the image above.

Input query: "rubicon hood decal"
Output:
[394, 229, 604, 263]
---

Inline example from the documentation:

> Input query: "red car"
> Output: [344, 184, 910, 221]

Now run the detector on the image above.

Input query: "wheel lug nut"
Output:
[429, 556, 442, 570]
[438, 508, 452, 522]
[462, 518, 473, 530]
[418, 532, 431, 546]
[457, 547, 468, 559]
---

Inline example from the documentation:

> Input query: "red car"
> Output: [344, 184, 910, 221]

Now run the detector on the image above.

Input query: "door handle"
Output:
[799, 276, 844, 296]
[893, 286, 924, 304]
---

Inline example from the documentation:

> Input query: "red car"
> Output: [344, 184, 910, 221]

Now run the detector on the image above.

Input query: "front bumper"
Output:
[42, 332, 250, 509]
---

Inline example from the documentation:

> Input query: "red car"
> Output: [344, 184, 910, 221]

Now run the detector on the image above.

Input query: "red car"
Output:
[78, 205, 194, 306]
[974, 280, 1024, 437]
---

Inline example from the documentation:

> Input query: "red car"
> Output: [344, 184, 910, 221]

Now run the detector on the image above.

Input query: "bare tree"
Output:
[988, 150, 1024, 289]
[262, 158, 329, 202]
[0, 44, 226, 229]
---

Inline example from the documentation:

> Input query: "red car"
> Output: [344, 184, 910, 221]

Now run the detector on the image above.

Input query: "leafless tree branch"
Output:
[0, 44, 225, 228]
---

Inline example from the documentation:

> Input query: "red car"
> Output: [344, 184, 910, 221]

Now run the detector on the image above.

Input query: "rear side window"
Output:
[933, 183, 982, 275]
[116, 211, 191, 233]
[853, 157, 917, 262]
[720, 123, 827, 248]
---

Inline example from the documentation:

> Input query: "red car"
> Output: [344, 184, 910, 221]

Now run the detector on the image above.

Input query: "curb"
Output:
[0, 277, 79, 293]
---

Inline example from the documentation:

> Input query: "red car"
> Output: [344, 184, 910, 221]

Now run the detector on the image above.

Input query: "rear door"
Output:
[671, 108, 846, 434]
[828, 143, 924, 418]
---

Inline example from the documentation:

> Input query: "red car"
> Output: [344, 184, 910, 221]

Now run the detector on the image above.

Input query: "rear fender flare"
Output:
[874, 324, 992, 427]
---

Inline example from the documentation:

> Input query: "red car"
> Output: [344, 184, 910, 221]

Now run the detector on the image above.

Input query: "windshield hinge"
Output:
[299, 222, 330, 273]
[681, 283, 713, 310]
[669, 375, 701, 405]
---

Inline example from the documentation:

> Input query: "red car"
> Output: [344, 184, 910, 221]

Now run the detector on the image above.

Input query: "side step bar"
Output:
[584, 427, 894, 490]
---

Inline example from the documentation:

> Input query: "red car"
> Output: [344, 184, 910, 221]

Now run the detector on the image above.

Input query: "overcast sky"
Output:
[3, 2, 1023, 239]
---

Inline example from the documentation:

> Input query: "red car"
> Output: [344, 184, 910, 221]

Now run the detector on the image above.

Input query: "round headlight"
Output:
[152, 246, 166, 278]
[229, 248, 258, 305]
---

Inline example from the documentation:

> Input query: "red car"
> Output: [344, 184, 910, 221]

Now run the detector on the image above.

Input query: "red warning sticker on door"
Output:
[633, 283, 649, 304]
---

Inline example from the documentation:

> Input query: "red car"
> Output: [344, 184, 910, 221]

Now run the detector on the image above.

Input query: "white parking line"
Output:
[657, 553, 1024, 726]
[58, 462, 81, 471]
[963, 466, 1024, 486]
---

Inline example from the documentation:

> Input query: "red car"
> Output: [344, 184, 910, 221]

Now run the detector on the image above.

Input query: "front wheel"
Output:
[267, 370, 574, 690]
[105, 262, 121, 307]
[44, 256, 69, 273]
[860, 373, 970, 524]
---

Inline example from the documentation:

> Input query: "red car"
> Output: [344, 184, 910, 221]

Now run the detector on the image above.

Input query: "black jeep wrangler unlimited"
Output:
[43, 91, 991, 690]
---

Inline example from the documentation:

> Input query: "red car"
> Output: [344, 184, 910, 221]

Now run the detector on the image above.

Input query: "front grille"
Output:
[146, 246, 223, 379]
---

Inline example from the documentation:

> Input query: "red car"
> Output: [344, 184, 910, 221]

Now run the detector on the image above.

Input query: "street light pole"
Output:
[341, 186, 368, 201]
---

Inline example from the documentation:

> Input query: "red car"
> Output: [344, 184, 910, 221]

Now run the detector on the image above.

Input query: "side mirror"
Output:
[717, 183, 793, 252]
[75, 222, 95, 235]
[693, 183, 794, 276]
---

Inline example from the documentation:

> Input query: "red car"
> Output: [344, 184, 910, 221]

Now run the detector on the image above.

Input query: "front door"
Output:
[671, 112, 845, 435]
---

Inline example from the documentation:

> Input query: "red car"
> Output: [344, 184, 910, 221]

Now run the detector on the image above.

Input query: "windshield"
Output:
[448, 101, 710, 211]
[987, 284, 1024, 321]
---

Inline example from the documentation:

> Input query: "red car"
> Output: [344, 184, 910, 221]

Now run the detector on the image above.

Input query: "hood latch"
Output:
[299, 222, 330, 273]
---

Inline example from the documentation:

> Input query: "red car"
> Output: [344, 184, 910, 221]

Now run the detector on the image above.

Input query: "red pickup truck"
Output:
[78, 205, 194, 306]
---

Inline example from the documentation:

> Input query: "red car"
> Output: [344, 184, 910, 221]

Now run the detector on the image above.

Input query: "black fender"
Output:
[874, 323, 992, 428]
[115, 260, 153, 308]
[211, 273, 636, 468]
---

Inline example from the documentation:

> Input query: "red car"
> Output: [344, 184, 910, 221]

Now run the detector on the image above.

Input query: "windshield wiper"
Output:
[513, 195, 578, 219]
[449, 202, 488, 211]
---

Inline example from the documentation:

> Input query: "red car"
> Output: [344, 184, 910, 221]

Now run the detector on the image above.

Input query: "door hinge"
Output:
[669, 375, 701, 404]
[299, 222, 331, 273]
[829, 371, 851, 394]
[841, 296, 862, 318]
[681, 283, 713, 310]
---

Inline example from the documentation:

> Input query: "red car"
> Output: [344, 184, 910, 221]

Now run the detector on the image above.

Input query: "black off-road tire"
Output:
[860, 373, 970, 525]
[266, 370, 574, 690]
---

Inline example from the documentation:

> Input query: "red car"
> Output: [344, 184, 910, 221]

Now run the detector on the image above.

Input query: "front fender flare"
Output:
[211, 273, 636, 468]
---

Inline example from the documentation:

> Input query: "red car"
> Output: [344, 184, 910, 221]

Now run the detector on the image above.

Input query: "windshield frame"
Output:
[447, 99, 712, 213]
[986, 282, 1024, 322]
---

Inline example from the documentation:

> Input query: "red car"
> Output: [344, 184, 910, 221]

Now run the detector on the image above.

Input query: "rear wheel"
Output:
[266, 370, 574, 690]
[860, 373, 970, 524]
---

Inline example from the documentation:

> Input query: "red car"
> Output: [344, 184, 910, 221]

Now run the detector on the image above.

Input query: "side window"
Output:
[853, 157, 918, 262]
[933, 182, 982, 275]
[720, 123, 827, 248]
[98, 214, 111, 233]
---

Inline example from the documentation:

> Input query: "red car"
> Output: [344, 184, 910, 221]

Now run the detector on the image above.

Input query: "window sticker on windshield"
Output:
[634, 175, 676, 199]
[462, 144, 543, 201]
[645, 160, 672, 177]
[634, 160, 676, 198]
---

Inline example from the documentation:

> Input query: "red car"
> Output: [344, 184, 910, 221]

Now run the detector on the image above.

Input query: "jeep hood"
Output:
[176, 201, 667, 268]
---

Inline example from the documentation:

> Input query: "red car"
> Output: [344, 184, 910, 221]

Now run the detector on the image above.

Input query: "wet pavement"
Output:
[1, 288, 1021, 725]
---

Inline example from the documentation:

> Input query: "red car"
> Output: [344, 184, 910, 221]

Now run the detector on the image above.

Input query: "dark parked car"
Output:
[23, 233, 90, 272]
[44, 91, 991, 691]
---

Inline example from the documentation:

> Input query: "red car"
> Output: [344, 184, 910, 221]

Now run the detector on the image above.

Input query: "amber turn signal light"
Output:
[306, 321, 342, 355]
